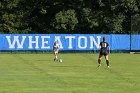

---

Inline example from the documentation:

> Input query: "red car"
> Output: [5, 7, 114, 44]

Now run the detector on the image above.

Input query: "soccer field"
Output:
[0, 53, 139, 93]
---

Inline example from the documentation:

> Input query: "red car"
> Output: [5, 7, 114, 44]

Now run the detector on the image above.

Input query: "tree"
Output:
[52, 9, 78, 33]
[0, 0, 139, 34]
[0, 0, 31, 33]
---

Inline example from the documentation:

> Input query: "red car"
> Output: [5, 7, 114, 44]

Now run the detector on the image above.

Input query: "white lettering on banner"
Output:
[6, 36, 26, 48]
[5, 35, 101, 50]
[41, 36, 50, 49]
[89, 36, 101, 49]
[78, 36, 87, 49]
[65, 36, 75, 49]
[28, 36, 39, 49]
[55, 36, 63, 49]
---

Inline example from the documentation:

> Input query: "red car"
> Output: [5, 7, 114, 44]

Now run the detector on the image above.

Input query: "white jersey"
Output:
[53, 44, 59, 52]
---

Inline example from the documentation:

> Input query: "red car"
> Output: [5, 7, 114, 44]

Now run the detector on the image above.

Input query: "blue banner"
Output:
[0, 34, 136, 50]
[131, 35, 140, 50]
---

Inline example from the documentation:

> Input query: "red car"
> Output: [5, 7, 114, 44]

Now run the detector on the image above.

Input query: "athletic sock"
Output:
[106, 60, 109, 66]
[98, 59, 101, 65]
[55, 56, 58, 60]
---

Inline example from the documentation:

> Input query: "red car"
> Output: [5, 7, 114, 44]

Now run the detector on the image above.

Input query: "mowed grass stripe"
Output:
[0, 54, 139, 93]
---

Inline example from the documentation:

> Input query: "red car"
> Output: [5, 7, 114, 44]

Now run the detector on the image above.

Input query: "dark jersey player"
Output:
[98, 37, 110, 68]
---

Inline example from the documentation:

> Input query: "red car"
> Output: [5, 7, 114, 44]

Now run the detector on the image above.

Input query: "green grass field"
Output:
[0, 53, 139, 93]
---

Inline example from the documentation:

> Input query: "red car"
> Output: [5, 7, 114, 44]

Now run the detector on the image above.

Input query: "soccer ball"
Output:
[59, 59, 62, 62]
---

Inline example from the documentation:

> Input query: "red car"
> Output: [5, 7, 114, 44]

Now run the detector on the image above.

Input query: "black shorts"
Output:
[100, 50, 108, 56]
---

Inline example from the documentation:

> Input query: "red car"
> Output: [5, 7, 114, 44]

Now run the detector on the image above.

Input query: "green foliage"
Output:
[0, 0, 139, 34]
[131, 15, 140, 34]
[0, 0, 31, 33]
[52, 9, 78, 33]
[103, 14, 125, 33]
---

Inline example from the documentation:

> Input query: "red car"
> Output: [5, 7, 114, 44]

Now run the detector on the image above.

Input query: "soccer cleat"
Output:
[107, 66, 110, 68]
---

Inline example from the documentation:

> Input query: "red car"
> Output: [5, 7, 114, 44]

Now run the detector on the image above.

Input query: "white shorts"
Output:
[54, 50, 59, 54]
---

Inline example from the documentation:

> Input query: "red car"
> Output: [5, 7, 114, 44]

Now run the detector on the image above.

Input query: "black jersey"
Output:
[100, 42, 109, 51]
[99, 41, 109, 56]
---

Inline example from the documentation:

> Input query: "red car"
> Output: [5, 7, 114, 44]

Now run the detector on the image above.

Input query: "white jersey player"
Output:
[53, 41, 59, 61]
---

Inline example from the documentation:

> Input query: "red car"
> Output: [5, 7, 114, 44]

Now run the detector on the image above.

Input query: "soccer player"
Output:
[98, 36, 110, 68]
[53, 41, 59, 61]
